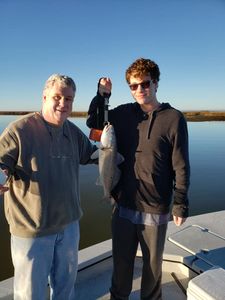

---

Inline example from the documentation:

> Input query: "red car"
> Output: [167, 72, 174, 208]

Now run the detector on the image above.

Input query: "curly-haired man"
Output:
[87, 58, 190, 300]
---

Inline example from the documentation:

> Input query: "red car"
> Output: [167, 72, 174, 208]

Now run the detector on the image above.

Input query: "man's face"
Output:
[42, 82, 75, 126]
[129, 75, 158, 106]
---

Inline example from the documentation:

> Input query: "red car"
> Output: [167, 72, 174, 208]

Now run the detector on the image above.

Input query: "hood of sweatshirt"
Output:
[133, 102, 172, 139]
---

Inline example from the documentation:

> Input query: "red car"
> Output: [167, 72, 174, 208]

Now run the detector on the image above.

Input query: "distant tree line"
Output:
[0, 110, 225, 121]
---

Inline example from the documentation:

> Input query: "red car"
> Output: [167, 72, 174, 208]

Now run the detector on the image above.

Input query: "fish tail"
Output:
[101, 196, 115, 206]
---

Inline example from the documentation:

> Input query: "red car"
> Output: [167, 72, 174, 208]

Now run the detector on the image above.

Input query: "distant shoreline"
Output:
[0, 111, 87, 117]
[0, 110, 225, 121]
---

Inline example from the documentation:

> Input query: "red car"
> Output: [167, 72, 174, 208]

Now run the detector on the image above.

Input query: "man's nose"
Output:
[59, 97, 66, 105]
[135, 83, 144, 91]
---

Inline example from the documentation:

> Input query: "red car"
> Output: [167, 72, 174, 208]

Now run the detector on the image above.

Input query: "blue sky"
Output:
[0, 0, 225, 112]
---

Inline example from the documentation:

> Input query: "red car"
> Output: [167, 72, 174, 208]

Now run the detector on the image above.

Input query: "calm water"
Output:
[0, 116, 225, 280]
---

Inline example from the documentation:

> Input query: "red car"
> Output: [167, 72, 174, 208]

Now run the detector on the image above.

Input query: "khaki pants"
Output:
[110, 208, 167, 300]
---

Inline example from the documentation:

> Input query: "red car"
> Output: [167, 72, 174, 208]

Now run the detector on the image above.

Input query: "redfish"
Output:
[92, 123, 123, 204]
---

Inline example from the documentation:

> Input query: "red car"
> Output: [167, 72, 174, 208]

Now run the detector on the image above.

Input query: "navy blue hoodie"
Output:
[87, 94, 190, 218]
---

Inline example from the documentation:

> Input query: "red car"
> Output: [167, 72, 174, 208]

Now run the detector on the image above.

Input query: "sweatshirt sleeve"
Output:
[171, 115, 190, 218]
[0, 127, 18, 174]
[86, 93, 106, 129]
[76, 128, 97, 165]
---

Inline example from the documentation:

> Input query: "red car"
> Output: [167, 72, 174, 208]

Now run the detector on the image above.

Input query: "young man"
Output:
[86, 58, 190, 300]
[0, 74, 95, 299]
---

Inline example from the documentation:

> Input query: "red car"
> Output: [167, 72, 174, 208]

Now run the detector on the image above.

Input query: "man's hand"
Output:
[98, 77, 112, 97]
[0, 168, 9, 195]
[0, 184, 9, 195]
[173, 215, 187, 226]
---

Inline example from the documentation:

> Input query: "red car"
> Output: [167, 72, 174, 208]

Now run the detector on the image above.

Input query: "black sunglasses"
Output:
[129, 80, 152, 91]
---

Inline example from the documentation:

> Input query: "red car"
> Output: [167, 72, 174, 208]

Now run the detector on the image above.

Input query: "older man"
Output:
[0, 74, 95, 299]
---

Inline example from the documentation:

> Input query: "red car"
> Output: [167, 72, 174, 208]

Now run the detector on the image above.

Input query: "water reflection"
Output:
[188, 122, 225, 215]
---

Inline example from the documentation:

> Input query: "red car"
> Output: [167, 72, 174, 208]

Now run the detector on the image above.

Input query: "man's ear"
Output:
[153, 81, 158, 92]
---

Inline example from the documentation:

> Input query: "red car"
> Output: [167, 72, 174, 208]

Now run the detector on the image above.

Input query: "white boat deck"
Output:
[75, 256, 189, 299]
[1, 210, 225, 300]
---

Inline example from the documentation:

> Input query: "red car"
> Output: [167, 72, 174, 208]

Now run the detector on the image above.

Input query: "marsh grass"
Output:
[183, 111, 225, 121]
[0, 111, 87, 117]
[0, 111, 225, 121]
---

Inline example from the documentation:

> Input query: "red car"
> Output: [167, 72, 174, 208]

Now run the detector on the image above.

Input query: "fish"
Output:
[91, 123, 123, 205]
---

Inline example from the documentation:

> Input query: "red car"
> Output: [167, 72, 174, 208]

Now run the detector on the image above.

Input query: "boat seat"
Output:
[168, 225, 225, 271]
[187, 267, 225, 300]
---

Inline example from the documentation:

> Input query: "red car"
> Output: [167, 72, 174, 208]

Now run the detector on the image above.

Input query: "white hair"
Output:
[43, 74, 76, 92]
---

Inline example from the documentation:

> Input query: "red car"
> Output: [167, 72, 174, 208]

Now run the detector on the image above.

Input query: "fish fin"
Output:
[116, 153, 124, 165]
[95, 176, 103, 186]
[91, 149, 99, 160]
[112, 167, 121, 188]
[101, 196, 115, 206]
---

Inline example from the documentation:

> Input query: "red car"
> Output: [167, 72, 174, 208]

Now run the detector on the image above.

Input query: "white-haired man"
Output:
[0, 74, 95, 299]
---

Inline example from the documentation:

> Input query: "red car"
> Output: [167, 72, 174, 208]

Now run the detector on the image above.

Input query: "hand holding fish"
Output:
[98, 77, 112, 97]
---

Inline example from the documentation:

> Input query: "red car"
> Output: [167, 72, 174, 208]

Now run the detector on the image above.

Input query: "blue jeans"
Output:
[11, 221, 80, 300]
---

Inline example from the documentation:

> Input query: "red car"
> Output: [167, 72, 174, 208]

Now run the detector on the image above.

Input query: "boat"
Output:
[1, 210, 225, 299]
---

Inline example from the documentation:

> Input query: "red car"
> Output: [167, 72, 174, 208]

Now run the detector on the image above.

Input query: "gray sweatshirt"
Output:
[0, 112, 94, 237]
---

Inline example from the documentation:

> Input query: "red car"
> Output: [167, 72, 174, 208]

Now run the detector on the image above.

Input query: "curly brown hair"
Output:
[125, 58, 160, 84]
